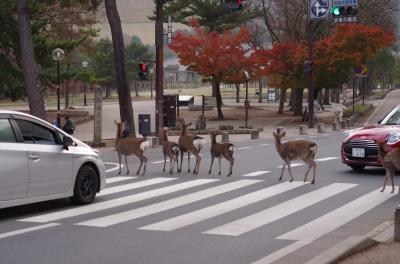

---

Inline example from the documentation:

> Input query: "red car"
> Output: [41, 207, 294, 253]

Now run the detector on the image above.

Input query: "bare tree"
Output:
[104, 0, 135, 136]
[16, 0, 46, 119]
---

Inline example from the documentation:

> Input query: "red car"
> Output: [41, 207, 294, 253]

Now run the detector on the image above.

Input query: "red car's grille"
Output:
[342, 139, 379, 162]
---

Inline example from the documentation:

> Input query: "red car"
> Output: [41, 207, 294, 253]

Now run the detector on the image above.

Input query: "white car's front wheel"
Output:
[71, 165, 99, 205]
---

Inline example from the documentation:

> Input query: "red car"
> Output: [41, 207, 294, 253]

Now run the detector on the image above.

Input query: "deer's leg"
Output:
[193, 149, 201, 175]
[227, 156, 234, 177]
[218, 158, 222, 175]
[286, 162, 294, 182]
[118, 153, 122, 175]
[178, 149, 184, 173]
[279, 163, 286, 181]
[390, 167, 395, 193]
[136, 152, 147, 176]
[187, 152, 191, 173]
[163, 153, 166, 173]
[169, 154, 174, 175]
[311, 161, 317, 184]
[381, 168, 389, 192]
[125, 155, 129, 174]
[209, 156, 215, 174]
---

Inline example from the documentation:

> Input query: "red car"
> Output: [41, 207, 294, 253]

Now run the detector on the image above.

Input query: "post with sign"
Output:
[93, 86, 103, 147]
[307, 0, 329, 128]
[155, 0, 165, 144]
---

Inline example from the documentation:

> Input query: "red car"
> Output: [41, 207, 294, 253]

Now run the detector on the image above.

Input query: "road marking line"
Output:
[153, 160, 166, 164]
[99, 177, 177, 197]
[278, 163, 303, 168]
[278, 187, 398, 242]
[0, 223, 60, 240]
[203, 183, 357, 236]
[106, 176, 136, 184]
[253, 187, 399, 264]
[242, 171, 271, 177]
[104, 162, 123, 173]
[139, 181, 304, 232]
[258, 144, 270, 147]
[292, 138, 305, 140]
[251, 241, 308, 264]
[315, 157, 339, 162]
[18, 179, 218, 223]
[76, 179, 262, 227]
[238, 147, 252, 150]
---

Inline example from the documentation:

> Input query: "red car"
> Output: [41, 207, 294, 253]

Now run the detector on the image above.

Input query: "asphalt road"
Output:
[0, 132, 398, 264]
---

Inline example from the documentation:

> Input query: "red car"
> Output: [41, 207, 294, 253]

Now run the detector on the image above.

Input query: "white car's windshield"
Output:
[381, 106, 400, 125]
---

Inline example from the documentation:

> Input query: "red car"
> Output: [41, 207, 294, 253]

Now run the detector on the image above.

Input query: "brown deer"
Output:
[114, 121, 149, 176]
[273, 128, 318, 184]
[178, 121, 205, 175]
[162, 127, 180, 175]
[208, 130, 235, 177]
[374, 137, 400, 193]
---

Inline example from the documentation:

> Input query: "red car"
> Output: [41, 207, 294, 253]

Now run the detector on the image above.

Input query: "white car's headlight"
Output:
[387, 133, 400, 144]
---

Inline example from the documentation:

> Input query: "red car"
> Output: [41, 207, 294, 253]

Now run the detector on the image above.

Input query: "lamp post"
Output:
[52, 48, 65, 128]
[82, 60, 88, 106]
[244, 70, 250, 129]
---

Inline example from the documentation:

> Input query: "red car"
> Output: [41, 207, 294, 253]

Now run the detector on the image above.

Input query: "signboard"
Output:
[333, 16, 357, 23]
[309, 0, 329, 20]
[332, 0, 358, 6]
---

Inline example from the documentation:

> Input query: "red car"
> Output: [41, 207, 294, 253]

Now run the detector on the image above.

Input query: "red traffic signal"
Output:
[138, 63, 148, 73]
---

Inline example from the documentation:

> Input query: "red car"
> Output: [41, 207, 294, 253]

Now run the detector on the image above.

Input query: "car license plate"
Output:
[352, 148, 365, 157]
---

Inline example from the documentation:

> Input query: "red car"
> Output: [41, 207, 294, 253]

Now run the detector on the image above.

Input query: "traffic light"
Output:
[304, 60, 313, 74]
[331, 5, 357, 17]
[223, 0, 244, 12]
[138, 63, 148, 81]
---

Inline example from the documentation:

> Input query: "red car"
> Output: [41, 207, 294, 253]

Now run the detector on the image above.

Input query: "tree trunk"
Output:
[105, 85, 111, 98]
[323, 88, 330, 105]
[16, 0, 45, 119]
[214, 81, 224, 120]
[134, 79, 139, 97]
[293, 88, 304, 116]
[105, 0, 135, 136]
[288, 89, 295, 111]
[278, 88, 286, 114]
[317, 89, 325, 111]
[235, 83, 240, 103]
[212, 82, 217, 97]
[258, 79, 263, 103]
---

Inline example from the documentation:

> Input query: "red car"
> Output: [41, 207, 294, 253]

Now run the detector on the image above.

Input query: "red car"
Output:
[341, 105, 400, 170]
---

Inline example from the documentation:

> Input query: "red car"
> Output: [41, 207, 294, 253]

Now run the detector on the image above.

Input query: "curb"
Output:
[305, 221, 394, 264]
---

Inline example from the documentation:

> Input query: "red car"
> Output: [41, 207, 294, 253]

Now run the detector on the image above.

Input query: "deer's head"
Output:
[114, 120, 126, 138]
[180, 122, 192, 135]
[273, 128, 286, 142]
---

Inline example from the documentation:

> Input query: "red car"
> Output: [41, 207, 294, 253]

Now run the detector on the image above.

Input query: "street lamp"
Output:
[82, 60, 88, 106]
[52, 48, 65, 128]
[244, 70, 250, 129]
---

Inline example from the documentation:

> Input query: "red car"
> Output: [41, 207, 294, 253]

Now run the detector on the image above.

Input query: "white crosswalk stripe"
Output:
[203, 183, 357, 236]
[18, 179, 217, 223]
[242, 171, 271, 177]
[77, 179, 262, 227]
[139, 181, 305, 231]
[106, 176, 136, 184]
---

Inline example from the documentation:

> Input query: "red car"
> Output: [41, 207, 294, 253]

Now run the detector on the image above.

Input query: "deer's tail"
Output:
[140, 140, 150, 152]
[310, 143, 318, 157]
[193, 136, 206, 152]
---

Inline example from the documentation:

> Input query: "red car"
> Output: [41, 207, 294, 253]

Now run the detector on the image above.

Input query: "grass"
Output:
[343, 103, 373, 117]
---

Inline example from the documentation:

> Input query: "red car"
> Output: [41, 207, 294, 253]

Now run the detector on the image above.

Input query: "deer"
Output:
[374, 137, 400, 194]
[162, 127, 180, 175]
[178, 120, 206, 175]
[114, 120, 149, 176]
[208, 130, 235, 177]
[273, 128, 318, 184]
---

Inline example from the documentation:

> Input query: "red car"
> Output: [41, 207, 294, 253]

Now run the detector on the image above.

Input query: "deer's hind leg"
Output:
[286, 161, 294, 182]
[381, 167, 390, 192]
[125, 155, 129, 175]
[279, 163, 286, 181]
[178, 149, 184, 173]
[117, 153, 122, 175]
[389, 167, 395, 193]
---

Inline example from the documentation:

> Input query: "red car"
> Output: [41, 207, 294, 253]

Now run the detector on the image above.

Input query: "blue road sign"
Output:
[309, 0, 329, 20]
[333, 0, 358, 6]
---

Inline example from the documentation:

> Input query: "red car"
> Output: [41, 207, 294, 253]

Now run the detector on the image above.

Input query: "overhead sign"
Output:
[309, 0, 329, 20]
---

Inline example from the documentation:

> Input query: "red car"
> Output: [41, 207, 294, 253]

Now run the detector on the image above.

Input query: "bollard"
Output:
[148, 137, 159, 148]
[251, 130, 259, 140]
[332, 122, 338, 131]
[299, 125, 307, 135]
[317, 123, 325, 133]
[340, 120, 346, 129]
[395, 205, 400, 241]
[349, 116, 354, 126]
[345, 119, 351, 128]
[221, 131, 229, 142]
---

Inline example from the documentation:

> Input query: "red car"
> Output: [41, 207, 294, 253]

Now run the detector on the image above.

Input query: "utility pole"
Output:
[155, 0, 164, 143]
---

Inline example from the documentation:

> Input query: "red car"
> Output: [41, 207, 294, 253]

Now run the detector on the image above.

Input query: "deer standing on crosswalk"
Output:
[162, 127, 180, 175]
[178, 120, 206, 175]
[114, 121, 149, 176]
[273, 128, 318, 184]
[209, 130, 235, 177]
[374, 138, 400, 193]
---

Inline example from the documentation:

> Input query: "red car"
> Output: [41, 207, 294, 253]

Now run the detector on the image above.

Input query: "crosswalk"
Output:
[6, 156, 399, 263]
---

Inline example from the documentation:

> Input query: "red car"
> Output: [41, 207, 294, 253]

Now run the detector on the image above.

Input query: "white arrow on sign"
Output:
[309, 0, 329, 20]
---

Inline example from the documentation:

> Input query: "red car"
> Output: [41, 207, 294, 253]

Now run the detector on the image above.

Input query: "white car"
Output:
[0, 110, 106, 209]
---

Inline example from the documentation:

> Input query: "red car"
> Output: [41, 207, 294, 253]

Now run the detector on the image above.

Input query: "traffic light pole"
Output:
[307, 20, 314, 128]
[155, 0, 164, 143]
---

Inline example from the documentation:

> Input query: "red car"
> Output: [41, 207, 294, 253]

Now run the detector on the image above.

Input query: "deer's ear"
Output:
[281, 131, 286, 137]
[188, 122, 192, 126]
[273, 132, 277, 137]
[114, 120, 118, 126]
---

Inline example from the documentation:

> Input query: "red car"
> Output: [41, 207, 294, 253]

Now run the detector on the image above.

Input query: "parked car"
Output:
[0, 110, 106, 209]
[341, 105, 400, 170]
